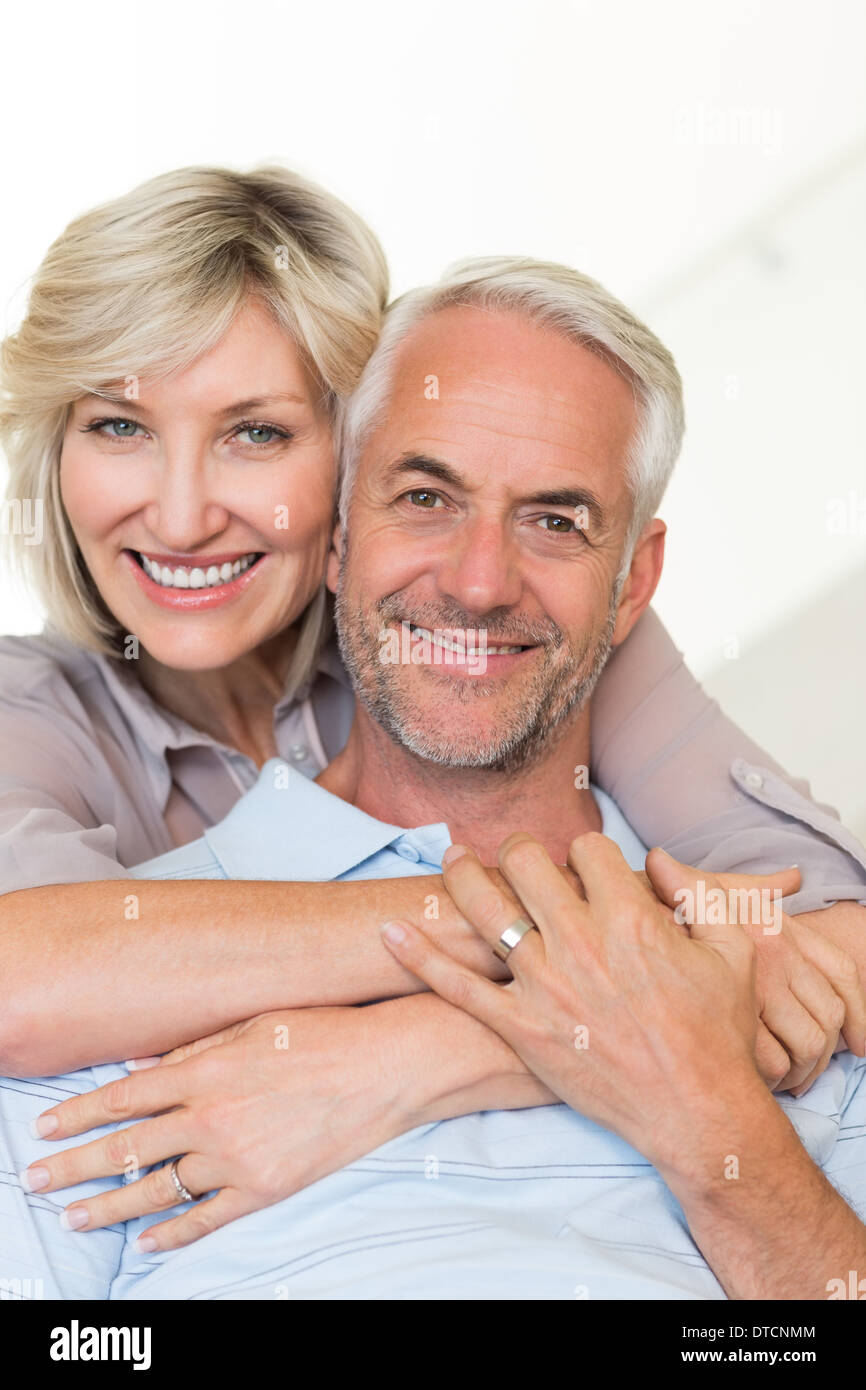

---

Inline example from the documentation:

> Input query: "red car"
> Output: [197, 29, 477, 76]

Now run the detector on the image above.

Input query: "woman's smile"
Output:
[123, 547, 270, 610]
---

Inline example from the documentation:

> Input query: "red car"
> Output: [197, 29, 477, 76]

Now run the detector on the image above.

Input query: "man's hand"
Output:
[645, 850, 866, 1093]
[21, 1006, 419, 1251]
[380, 831, 767, 1173]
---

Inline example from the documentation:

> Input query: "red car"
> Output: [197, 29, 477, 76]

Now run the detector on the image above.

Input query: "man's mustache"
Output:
[375, 597, 564, 650]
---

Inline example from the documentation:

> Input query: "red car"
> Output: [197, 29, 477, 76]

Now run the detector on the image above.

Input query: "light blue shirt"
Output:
[104, 759, 866, 1300]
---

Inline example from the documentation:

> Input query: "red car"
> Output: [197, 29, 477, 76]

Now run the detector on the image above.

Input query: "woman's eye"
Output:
[235, 424, 285, 446]
[85, 418, 142, 439]
[406, 490, 442, 509]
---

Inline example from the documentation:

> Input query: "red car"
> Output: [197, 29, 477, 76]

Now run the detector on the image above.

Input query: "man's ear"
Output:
[325, 521, 344, 595]
[610, 519, 666, 647]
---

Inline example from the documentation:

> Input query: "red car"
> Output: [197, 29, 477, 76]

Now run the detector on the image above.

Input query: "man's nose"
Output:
[435, 515, 523, 616]
[145, 450, 230, 551]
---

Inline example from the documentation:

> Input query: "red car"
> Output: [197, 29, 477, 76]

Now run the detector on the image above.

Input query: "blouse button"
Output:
[744, 771, 764, 790]
[289, 743, 308, 763]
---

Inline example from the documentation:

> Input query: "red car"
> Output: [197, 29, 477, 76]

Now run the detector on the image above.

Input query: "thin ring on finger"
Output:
[59, 1155, 214, 1233]
[169, 1156, 199, 1203]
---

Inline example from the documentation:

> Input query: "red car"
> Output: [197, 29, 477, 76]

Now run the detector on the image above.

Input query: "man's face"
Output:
[328, 304, 644, 771]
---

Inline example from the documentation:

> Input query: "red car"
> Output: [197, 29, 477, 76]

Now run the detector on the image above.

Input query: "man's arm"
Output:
[392, 992, 866, 1300]
[658, 1072, 866, 1300]
[381, 832, 866, 1299]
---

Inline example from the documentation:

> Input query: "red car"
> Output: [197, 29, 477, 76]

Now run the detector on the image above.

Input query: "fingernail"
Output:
[19, 1166, 50, 1193]
[442, 844, 468, 865]
[125, 1056, 161, 1071]
[29, 1113, 59, 1139]
[381, 921, 406, 945]
[59, 1206, 89, 1231]
[133, 1235, 158, 1254]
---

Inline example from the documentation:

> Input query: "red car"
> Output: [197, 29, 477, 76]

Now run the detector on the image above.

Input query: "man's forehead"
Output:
[375, 303, 637, 480]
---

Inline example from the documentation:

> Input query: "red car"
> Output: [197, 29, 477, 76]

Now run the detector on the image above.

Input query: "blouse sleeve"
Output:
[0, 651, 131, 895]
[591, 608, 866, 915]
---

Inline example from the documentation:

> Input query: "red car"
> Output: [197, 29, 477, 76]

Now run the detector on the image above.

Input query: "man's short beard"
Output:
[334, 558, 621, 774]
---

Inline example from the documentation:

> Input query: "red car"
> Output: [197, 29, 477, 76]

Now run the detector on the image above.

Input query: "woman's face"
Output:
[60, 299, 336, 671]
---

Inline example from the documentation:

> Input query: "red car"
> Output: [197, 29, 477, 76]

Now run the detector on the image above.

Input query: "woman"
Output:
[1, 168, 865, 1255]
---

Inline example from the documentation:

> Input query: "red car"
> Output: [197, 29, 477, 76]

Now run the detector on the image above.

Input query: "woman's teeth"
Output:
[139, 553, 259, 589]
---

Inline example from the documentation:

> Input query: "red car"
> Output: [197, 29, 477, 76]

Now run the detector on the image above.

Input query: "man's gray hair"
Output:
[337, 256, 685, 568]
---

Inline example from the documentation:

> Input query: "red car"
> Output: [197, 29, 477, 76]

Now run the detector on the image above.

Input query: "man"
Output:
[7, 258, 866, 1300]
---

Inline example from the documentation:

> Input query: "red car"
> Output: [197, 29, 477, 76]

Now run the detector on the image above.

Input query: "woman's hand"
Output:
[645, 850, 866, 1094]
[21, 1006, 416, 1251]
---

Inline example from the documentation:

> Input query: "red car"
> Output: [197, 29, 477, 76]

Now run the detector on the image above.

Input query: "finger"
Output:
[496, 833, 590, 944]
[133, 1188, 259, 1254]
[567, 834, 670, 937]
[645, 850, 801, 923]
[55, 1154, 218, 1234]
[34, 1063, 190, 1140]
[754, 1021, 793, 1091]
[380, 920, 515, 1030]
[441, 843, 544, 967]
[137, 1024, 244, 1070]
[759, 991, 831, 1092]
[790, 923, 866, 1057]
[785, 961, 846, 1095]
[20, 1114, 190, 1196]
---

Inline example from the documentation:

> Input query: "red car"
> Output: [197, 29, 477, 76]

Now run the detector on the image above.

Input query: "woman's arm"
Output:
[593, 607, 866, 916]
[0, 875, 509, 1075]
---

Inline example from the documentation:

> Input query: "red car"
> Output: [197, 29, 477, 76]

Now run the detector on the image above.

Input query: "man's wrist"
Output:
[650, 1068, 794, 1207]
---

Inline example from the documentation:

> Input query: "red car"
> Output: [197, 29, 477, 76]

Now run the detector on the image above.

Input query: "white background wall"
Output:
[2, 0, 864, 833]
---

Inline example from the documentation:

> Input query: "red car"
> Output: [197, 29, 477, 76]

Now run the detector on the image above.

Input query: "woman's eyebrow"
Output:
[77, 391, 308, 413]
[214, 393, 309, 415]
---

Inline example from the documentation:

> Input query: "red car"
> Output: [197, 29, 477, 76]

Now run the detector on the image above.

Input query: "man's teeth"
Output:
[139, 554, 259, 589]
[409, 624, 524, 656]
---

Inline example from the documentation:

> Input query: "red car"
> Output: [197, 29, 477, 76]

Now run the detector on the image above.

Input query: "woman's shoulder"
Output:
[0, 628, 106, 698]
[0, 629, 124, 735]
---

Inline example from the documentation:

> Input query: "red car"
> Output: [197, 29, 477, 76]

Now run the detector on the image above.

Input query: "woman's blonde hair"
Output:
[0, 165, 389, 687]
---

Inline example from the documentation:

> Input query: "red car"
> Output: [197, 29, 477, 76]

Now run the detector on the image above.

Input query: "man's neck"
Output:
[318, 708, 601, 865]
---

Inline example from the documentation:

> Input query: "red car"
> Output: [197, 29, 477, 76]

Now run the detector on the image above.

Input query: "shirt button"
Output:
[744, 771, 764, 790]
[289, 743, 308, 763]
[395, 840, 421, 862]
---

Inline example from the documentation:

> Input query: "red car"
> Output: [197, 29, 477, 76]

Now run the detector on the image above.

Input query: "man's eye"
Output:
[406, 490, 442, 509]
[536, 514, 576, 533]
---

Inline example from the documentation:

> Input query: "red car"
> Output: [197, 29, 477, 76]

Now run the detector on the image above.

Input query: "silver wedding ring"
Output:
[493, 916, 540, 962]
[169, 1157, 196, 1203]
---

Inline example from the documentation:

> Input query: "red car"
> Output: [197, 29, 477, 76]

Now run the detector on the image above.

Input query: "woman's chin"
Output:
[116, 620, 278, 673]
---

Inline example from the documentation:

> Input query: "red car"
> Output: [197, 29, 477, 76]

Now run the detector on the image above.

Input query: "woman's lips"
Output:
[122, 549, 268, 611]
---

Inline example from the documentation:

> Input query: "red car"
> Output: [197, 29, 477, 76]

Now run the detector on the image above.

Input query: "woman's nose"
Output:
[145, 453, 230, 551]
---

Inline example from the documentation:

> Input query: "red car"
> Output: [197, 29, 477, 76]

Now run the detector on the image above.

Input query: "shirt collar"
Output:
[202, 758, 450, 880]
[82, 632, 348, 811]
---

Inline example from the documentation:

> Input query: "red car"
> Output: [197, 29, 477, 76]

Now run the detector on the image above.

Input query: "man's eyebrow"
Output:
[387, 454, 606, 528]
[387, 453, 465, 488]
[522, 488, 606, 530]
